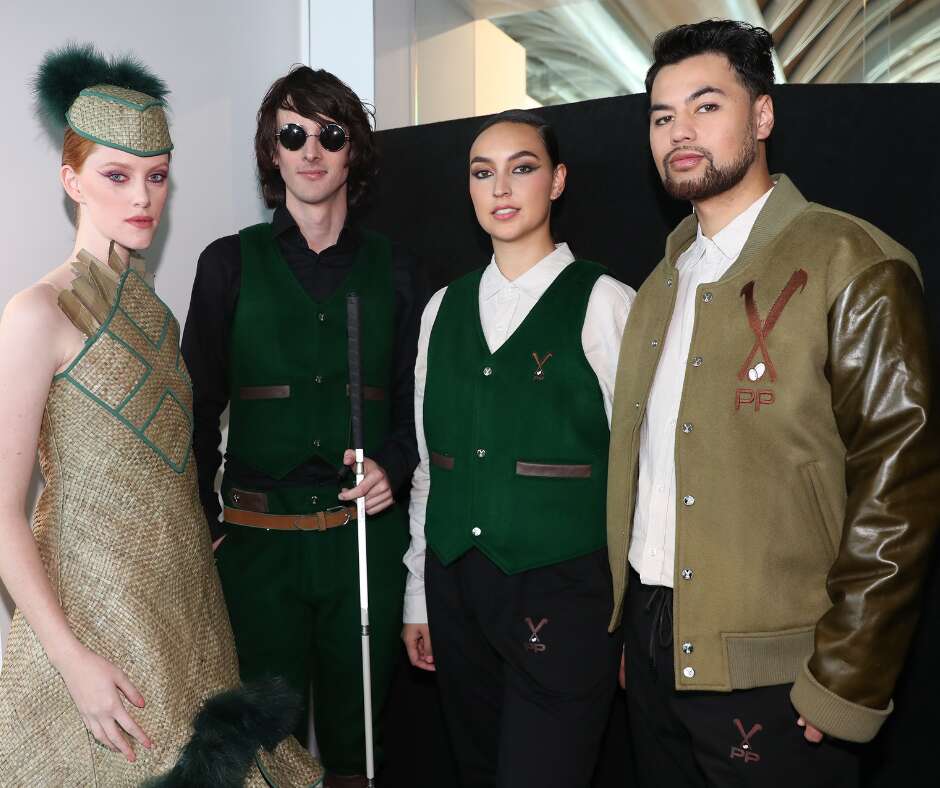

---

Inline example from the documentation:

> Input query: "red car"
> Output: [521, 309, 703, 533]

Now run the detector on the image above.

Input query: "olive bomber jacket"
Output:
[606, 175, 939, 743]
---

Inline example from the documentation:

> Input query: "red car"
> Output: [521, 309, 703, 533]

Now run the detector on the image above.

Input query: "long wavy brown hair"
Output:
[254, 66, 377, 211]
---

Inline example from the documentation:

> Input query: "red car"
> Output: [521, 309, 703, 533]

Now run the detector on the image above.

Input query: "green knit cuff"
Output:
[789, 657, 892, 743]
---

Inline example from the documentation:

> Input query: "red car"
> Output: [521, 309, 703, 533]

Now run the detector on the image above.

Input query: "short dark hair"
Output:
[471, 109, 561, 168]
[255, 66, 377, 210]
[645, 20, 775, 100]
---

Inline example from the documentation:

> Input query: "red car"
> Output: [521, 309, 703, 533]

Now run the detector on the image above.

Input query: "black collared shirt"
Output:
[181, 205, 426, 537]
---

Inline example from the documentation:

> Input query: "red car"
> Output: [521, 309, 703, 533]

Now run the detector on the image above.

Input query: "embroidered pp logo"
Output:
[532, 352, 553, 382]
[729, 718, 762, 763]
[525, 617, 549, 652]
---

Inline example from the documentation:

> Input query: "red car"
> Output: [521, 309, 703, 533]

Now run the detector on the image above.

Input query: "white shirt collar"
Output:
[480, 242, 575, 301]
[687, 186, 774, 266]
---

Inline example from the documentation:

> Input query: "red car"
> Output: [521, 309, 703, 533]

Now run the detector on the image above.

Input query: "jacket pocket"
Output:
[799, 461, 838, 563]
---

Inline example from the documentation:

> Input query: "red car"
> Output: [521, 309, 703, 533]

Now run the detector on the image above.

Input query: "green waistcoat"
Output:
[424, 260, 610, 574]
[226, 223, 395, 484]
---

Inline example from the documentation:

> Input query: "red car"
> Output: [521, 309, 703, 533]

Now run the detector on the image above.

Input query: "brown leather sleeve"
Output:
[810, 259, 940, 709]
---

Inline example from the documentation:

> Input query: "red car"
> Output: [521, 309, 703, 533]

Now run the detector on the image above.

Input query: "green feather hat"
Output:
[34, 43, 173, 157]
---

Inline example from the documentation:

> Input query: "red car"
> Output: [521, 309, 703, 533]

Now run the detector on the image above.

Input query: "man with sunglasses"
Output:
[182, 66, 424, 788]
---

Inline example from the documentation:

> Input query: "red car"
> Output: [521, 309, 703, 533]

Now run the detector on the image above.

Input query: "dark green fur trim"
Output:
[141, 678, 302, 788]
[34, 42, 169, 126]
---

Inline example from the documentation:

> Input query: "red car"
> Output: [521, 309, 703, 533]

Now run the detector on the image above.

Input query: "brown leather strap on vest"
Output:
[515, 461, 592, 478]
[223, 505, 356, 532]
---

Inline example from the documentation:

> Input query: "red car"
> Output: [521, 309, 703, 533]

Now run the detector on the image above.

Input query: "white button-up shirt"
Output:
[629, 188, 773, 587]
[403, 243, 635, 623]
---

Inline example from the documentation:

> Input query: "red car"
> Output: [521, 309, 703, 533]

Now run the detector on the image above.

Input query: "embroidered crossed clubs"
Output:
[737, 269, 808, 383]
[525, 617, 549, 652]
[733, 718, 763, 751]
[532, 352, 553, 382]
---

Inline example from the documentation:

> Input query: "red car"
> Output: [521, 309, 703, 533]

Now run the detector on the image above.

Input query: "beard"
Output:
[662, 123, 757, 202]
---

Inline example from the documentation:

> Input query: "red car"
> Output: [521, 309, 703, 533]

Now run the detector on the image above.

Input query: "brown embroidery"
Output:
[532, 352, 553, 381]
[737, 269, 808, 382]
[525, 617, 549, 653]
[730, 718, 763, 763]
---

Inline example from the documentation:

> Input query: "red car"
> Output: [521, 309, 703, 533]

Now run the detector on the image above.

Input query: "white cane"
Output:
[346, 293, 376, 787]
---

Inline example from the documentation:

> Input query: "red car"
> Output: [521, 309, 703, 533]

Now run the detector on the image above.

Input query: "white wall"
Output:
[0, 0, 308, 659]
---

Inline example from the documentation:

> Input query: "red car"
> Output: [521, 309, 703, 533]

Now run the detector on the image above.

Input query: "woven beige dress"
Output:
[0, 257, 322, 787]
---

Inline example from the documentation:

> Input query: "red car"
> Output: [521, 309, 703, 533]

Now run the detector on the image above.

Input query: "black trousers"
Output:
[426, 547, 623, 788]
[624, 568, 860, 788]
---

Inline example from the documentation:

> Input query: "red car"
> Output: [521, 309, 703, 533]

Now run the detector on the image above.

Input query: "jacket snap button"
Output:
[651, 339, 659, 347]
[314, 375, 324, 384]
[311, 495, 319, 505]
[483, 366, 493, 376]
[471, 527, 482, 536]
[318, 312, 327, 322]
[681, 568, 693, 581]
[683, 495, 695, 506]
[683, 666, 695, 678]
[666, 278, 673, 287]
[702, 291, 713, 303]
[682, 641, 694, 654]
[691, 356, 703, 367]
[475, 448, 487, 458]
[313, 438, 321, 448]
[681, 423, 693, 433]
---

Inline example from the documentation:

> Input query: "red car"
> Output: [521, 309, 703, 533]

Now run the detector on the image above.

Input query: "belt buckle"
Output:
[325, 505, 351, 526]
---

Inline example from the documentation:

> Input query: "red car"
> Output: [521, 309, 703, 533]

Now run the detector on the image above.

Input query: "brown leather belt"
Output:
[224, 505, 356, 532]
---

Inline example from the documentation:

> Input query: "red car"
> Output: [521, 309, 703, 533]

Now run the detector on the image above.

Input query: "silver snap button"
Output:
[650, 339, 659, 347]
[702, 291, 713, 303]
[475, 448, 487, 458]
[232, 492, 241, 503]
[691, 356, 703, 367]
[313, 438, 321, 448]
[311, 495, 319, 505]
[666, 278, 673, 287]
[683, 495, 695, 506]
[483, 366, 493, 377]
[471, 527, 482, 537]
[683, 666, 695, 678]
[314, 375, 324, 384]
[682, 642, 694, 654]
[681, 423, 693, 433]
[634, 401, 641, 409]
[681, 568, 694, 581]
[318, 312, 327, 322]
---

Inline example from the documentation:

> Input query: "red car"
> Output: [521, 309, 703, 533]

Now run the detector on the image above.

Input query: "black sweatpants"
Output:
[624, 568, 860, 788]
[426, 547, 623, 788]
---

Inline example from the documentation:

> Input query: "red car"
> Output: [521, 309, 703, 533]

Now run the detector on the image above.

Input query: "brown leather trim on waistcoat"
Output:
[345, 384, 386, 401]
[229, 488, 269, 512]
[430, 452, 454, 470]
[239, 385, 291, 400]
[515, 461, 592, 478]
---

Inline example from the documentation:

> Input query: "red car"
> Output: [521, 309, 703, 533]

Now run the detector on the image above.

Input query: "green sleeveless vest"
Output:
[226, 223, 395, 485]
[424, 260, 610, 574]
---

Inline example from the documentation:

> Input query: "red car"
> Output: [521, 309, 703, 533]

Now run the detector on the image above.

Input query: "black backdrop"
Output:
[361, 84, 940, 788]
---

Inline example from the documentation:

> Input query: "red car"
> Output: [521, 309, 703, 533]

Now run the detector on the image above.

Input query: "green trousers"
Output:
[216, 502, 407, 776]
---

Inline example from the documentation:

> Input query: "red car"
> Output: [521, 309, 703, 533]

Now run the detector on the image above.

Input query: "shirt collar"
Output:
[271, 204, 359, 254]
[691, 186, 774, 263]
[480, 243, 575, 301]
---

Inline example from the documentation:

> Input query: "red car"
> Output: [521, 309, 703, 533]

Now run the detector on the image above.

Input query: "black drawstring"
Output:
[645, 585, 674, 671]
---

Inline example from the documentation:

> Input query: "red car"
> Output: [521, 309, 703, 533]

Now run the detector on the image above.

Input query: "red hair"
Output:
[62, 127, 96, 171]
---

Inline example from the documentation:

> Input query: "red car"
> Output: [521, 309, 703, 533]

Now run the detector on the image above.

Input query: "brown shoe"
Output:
[324, 773, 369, 788]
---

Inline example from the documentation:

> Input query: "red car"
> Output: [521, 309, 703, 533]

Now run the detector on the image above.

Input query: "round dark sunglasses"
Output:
[276, 122, 348, 152]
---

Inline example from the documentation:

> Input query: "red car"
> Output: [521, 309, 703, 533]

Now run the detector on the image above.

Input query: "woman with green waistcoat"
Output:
[0, 45, 321, 786]
[401, 109, 635, 788]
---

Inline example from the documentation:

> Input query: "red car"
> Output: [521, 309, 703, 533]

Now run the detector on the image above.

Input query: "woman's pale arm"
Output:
[0, 288, 151, 760]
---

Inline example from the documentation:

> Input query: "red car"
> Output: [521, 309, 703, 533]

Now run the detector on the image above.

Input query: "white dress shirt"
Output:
[629, 188, 773, 587]
[403, 243, 635, 623]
